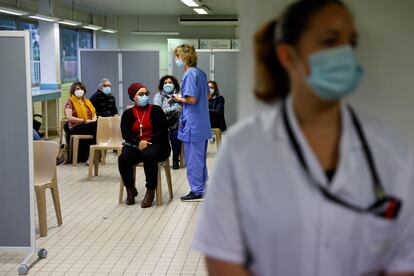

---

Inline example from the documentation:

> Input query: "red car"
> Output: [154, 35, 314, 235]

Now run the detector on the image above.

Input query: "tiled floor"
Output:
[0, 142, 219, 275]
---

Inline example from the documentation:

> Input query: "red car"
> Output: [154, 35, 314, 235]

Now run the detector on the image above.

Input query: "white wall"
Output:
[117, 16, 237, 76]
[238, 0, 414, 138]
[346, 0, 414, 138]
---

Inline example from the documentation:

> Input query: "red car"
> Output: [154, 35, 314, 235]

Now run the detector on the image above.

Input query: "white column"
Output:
[38, 0, 61, 87]
[237, 0, 292, 120]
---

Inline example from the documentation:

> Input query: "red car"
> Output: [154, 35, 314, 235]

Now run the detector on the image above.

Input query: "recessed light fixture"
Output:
[0, 6, 28, 16]
[180, 0, 200, 8]
[83, 24, 102, 31]
[193, 7, 208, 15]
[131, 31, 180, 36]
[58, 19, 81, 26]
[102, 29, 118, 34]
[29, 14, 60, 22]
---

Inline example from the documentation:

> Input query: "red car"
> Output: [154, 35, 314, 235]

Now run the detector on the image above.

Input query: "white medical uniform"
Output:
[193, 97, 414, 276]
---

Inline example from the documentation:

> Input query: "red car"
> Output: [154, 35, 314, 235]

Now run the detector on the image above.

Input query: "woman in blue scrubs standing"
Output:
[173, 44, 212, 201]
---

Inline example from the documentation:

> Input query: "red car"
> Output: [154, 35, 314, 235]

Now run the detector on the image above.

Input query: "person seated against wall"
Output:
[90, 78, 118, 117]
[208, 80, 227, 133]
[64, 82, 97, 163]
[153, 75, 182, 170]
[118, 82, 170, 208]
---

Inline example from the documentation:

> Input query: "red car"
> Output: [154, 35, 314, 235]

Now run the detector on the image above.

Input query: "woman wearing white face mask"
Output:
[153, 75, 182, 170]
[118, 82, 170, 208]
[193, 0, 414, 275]
[64, 82, 97, 163]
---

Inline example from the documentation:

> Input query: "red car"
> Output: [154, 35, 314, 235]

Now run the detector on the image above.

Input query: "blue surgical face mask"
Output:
[163, 83, 175, 94]
[136, 95, 150, 107]
[102, 87, 111, 95]
[299, 45, 364, 100]
[175, 58, 184, 68]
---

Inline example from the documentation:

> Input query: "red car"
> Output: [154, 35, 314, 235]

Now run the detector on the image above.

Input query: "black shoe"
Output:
[173, 161, 180, 170]
[180, 192, 203, 202]
[56, 157, 65, 166]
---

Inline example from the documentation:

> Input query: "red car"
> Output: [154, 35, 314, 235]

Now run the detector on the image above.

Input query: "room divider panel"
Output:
[0, 31, 47, 275]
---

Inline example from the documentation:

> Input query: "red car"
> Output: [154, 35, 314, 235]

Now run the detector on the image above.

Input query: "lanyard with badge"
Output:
[281, 101, 402, 220]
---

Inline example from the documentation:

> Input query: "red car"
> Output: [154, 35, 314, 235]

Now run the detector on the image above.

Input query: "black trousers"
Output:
[64, 122, 97, 162]
[169, 128, 181, 162]
[118, 144, 170, 190]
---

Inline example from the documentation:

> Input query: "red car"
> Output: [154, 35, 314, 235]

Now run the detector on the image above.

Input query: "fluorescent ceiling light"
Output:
[131, 31, 180, 36]
[58, 19, 81, 26]
[102, 29, 118, 34]
[193, 7, 208, 14]
[83, 24, 102, 31]
[180, 0, 200, 7]
[29, 14, 59, 22]
[0, 6, 28, 16]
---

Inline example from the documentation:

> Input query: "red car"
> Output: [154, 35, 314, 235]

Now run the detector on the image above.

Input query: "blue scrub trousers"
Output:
[184, 140, 208, 196]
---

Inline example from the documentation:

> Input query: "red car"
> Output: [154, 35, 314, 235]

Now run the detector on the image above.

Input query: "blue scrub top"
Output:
[178, 67, 212, 142]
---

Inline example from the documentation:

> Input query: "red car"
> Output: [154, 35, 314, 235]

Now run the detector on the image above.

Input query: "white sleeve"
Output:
[386, 145, 414, 273]
[192, 140, 247, 264]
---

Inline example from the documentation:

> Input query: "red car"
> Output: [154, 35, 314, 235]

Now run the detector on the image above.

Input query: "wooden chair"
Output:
[71, 134, 94, 166]
[33, 141, 63, 237]
[179, 128, 221, 168]
[88, 116, 123, 180]
[211, 128, 222, 149]
[118, 159, 173, 206]
[61, 119, 95, 166]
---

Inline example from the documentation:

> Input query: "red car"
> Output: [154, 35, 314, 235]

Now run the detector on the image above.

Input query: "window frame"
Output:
[60, 25, 93, 84]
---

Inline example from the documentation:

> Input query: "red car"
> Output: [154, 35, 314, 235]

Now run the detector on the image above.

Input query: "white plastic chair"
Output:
[88, 116, 123, 180]
[33, 141, 63, 237]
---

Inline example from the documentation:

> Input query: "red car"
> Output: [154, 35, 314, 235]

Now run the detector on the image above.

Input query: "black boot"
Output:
[141, 189, 155, 208]
[126, 187, 138, 205]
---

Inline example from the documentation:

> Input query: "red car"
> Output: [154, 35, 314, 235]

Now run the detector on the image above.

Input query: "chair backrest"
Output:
[96, 116, 123, 145]
[33, 141, 58, 184]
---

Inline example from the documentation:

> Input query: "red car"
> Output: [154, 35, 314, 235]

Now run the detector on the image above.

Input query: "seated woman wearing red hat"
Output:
[118, 82, 170, 207]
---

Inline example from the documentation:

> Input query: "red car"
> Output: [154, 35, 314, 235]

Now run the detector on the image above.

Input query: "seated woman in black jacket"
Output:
[208, 81, 227, 132]
[118, 82, 170, 208]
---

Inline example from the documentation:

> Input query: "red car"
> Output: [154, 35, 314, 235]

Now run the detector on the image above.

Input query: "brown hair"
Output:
[158, 75, 181, 92]
[69, 81, 87, 96]
[208, 80, 220, 97]
[175, 44, 198, 67]
[254, 0, 346, 102]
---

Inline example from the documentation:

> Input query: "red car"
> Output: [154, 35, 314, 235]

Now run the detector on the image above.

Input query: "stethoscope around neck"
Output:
[281, 100, 402, 220]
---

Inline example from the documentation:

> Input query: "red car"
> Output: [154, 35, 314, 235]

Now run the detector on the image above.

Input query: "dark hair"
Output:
[70, 81, 87, 96]
[254, 0, 346, 102]
[158, 75, 180, 92]
[208, 80, 220, 97]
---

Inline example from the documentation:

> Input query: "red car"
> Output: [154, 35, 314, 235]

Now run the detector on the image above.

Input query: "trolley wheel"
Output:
[38, 248, 47, 259]
[18, 264, 29, 275]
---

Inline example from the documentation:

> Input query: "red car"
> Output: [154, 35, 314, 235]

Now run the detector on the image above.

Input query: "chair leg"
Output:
[156, 164, 162, 206]
[72, 137, 80, 167]
[101, 150, 107, 164]
[50, 180, 63, 226]
[88, 148, 95, 180]
[35, 186, 47, 237]
[94, 150, 101, 176]
[216, 130, 222, 149]
[180, 144, 185, 168]
[164, 161, 173, 200]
